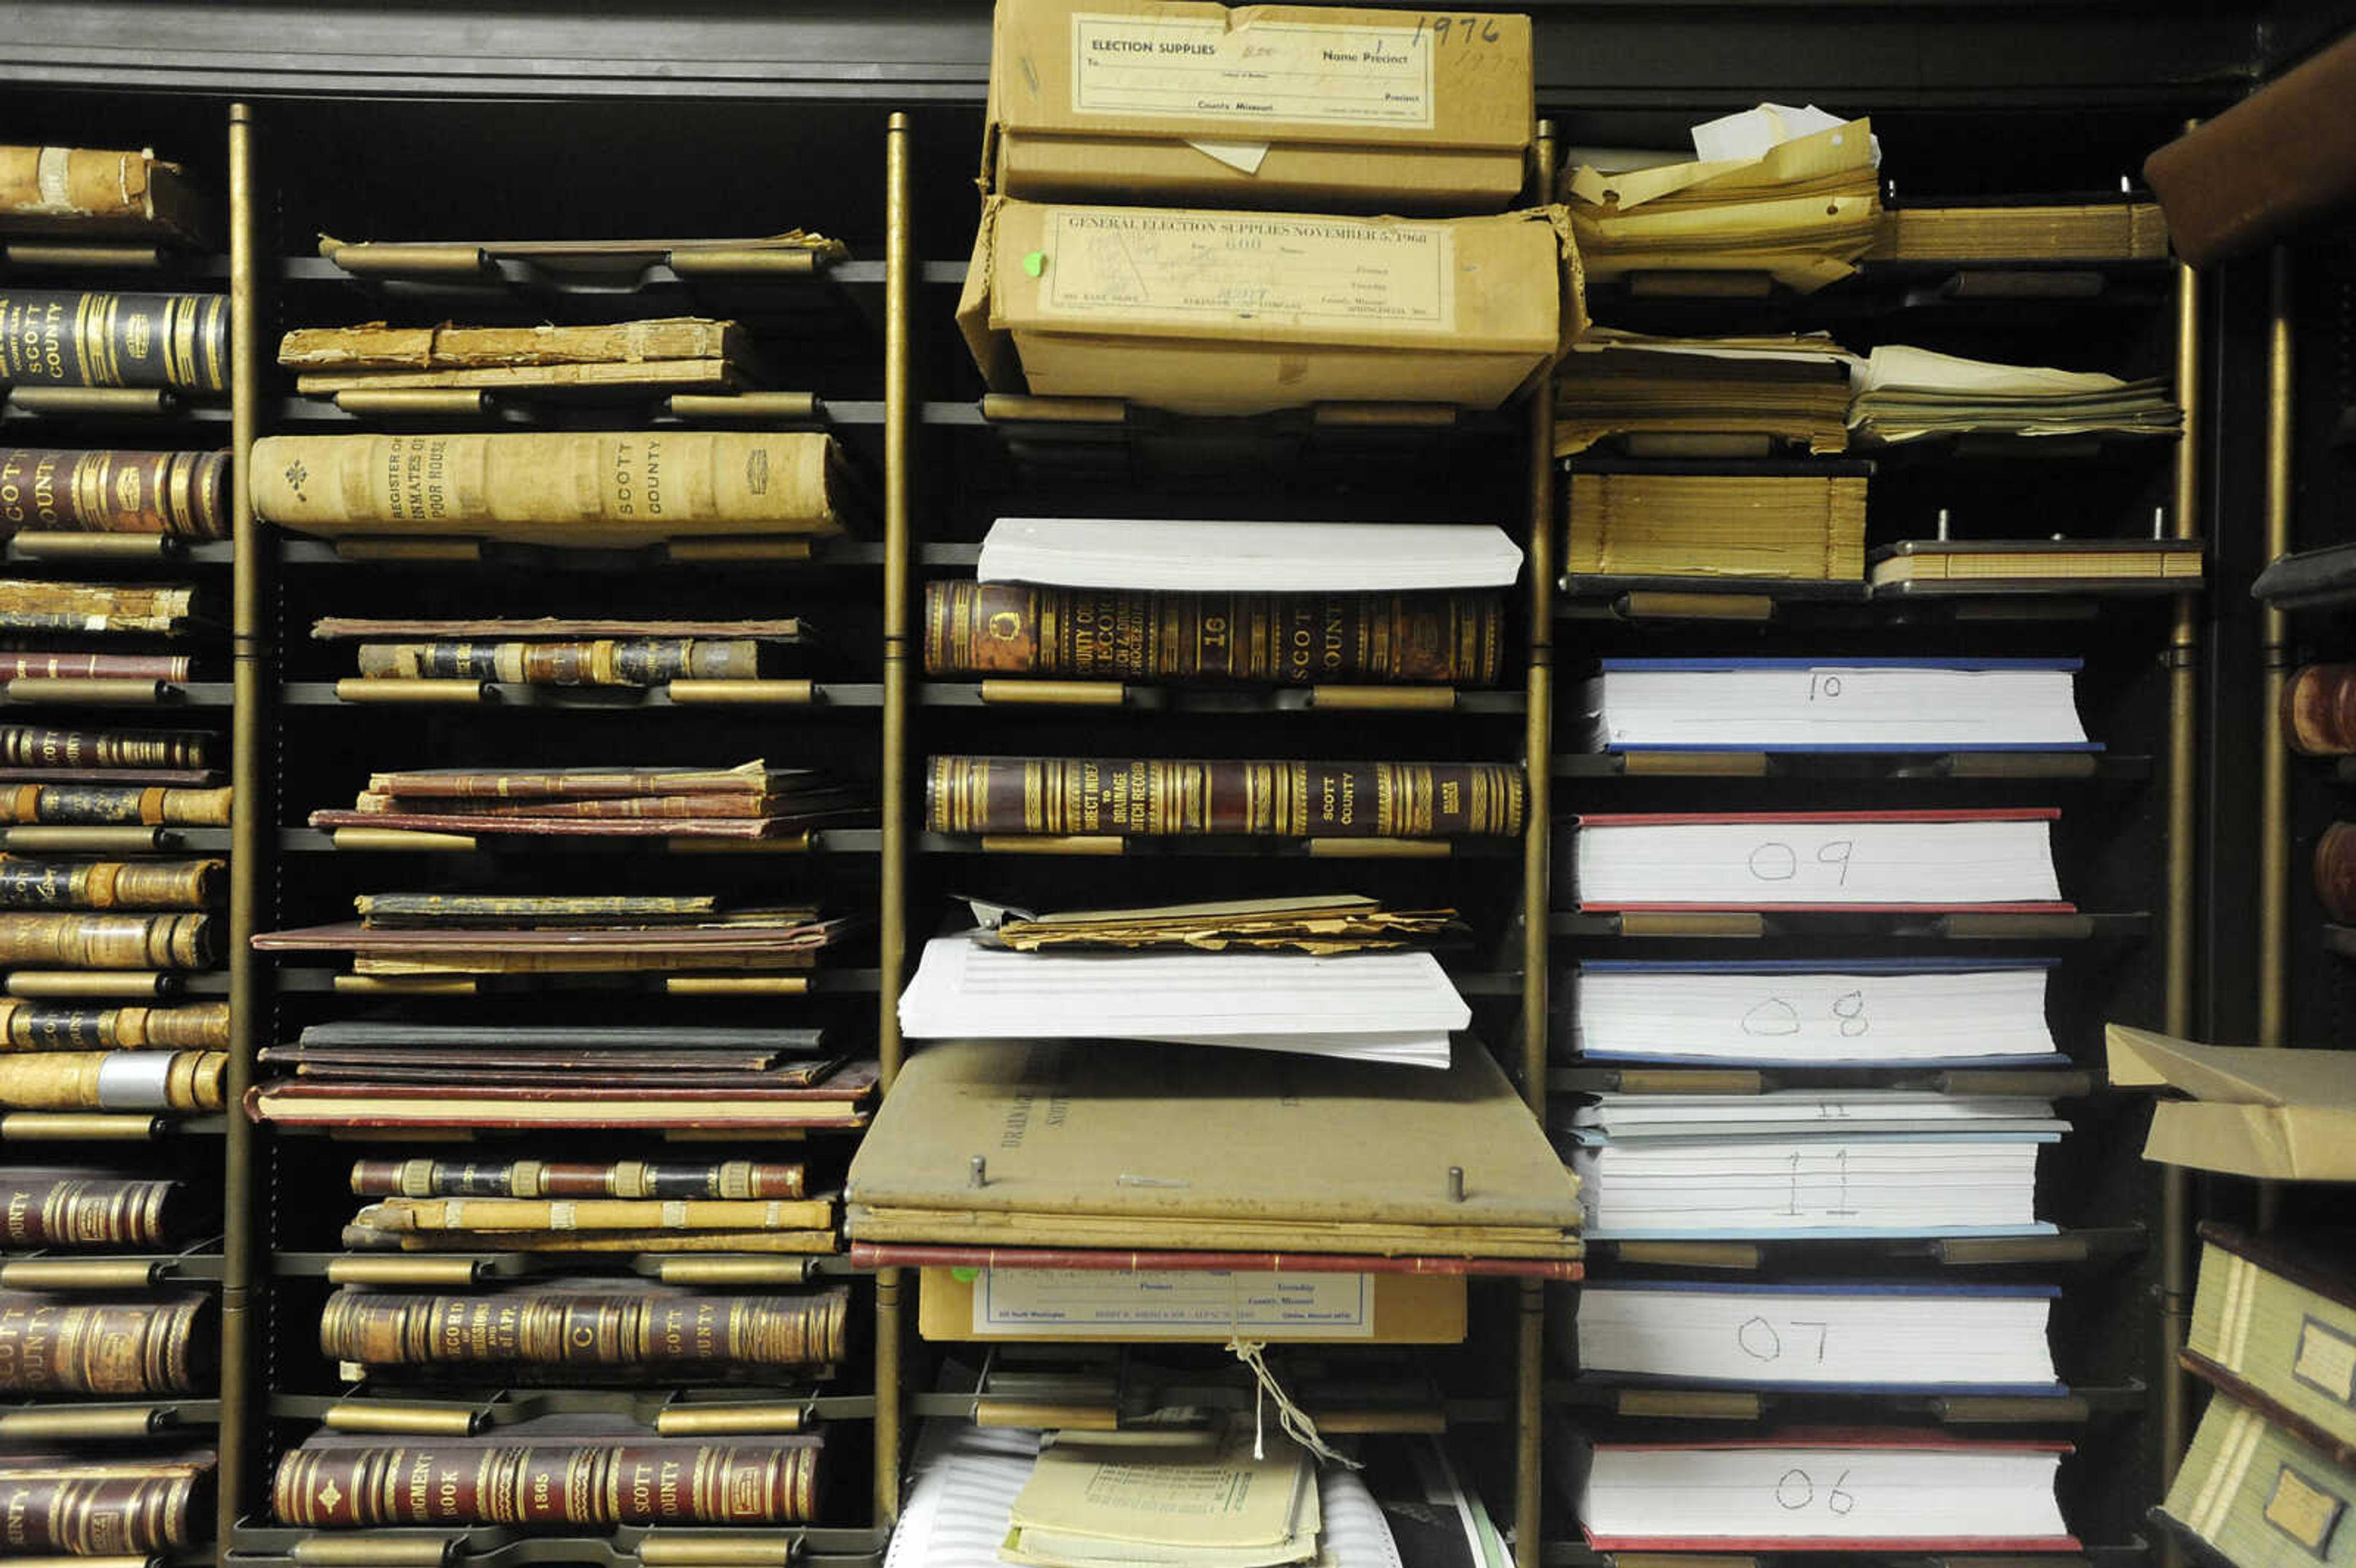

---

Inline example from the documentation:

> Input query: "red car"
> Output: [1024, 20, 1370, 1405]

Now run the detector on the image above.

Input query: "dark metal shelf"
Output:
[265, 1386, 871, 1428]
[1558, 573, 2198, 626]
[1549, 1064, 2098, 1097]
[920, 832, 1520, 859]
[1580, 1224, 2147, 1271]
[1553, 751, 2149, 783]
[269, 966, 882, 995]
[229, 1523, 886, 1568]
[275, 826, 880, 856]
[1546, 1376, 2147, 1424]
[1551, 910, 2149, 942]
[920, 682, 1525, 716]
[282, 681, 882, 710]
[274, 538, 882, 571]
[269, 1250, 864, 1283]
[0, 681, 233, 709]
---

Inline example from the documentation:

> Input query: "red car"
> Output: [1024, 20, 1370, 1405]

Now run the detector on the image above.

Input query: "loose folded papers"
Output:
[845, 1038, 1582, 1261]
[1848, 345, 2181, 445]
[1005, 1423, 1317, 1568]
[2107, 1023, 2356, 1180]
[984, 894, 1463, 956]
[1553, 330, 1856, 457]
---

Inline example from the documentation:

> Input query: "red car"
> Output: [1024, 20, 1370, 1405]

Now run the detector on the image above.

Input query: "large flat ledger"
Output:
[845, 1039, 1582, 1260]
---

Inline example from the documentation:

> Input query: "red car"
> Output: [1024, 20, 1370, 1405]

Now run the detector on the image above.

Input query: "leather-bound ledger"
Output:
[0, 912, 213, 968]
[0, 1293, 215, 1392]
[0, 145, 209, 243]
[248, 431, 850, 544]
[0, 998, 230, 1050]
[0, 290, 228, 391]
[318, 1280, 847, 1371]
[2319, 823, 2356, 923]
[0, 1049, 225, 1112]
[0, 725, 211, 771]
[0, 447, 229, 539]
[923, 583, 1504, 687]
[0, 1167, 198, 1247]
[926, 755, 1525, 838]
[354, 637, 769, 684]
[0, 580, 196, 636]
[272, 1421, 820, 1529]
[0, 785, 231, 827]
[0, 1453, 215, 1555]
[0, 857, 221, 910]
[350, 1157, 804, 1199]
[2286, 664, 2356, 756]
[0, 653, 193, 682]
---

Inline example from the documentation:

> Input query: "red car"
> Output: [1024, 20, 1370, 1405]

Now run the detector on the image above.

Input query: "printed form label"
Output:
[1071, 14, 1436, 128]
[973, 1268, 1377, 1337]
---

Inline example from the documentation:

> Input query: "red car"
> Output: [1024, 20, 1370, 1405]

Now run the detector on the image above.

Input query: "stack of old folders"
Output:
[253, 893, 852, 981]
[1553, 330, 1857, 457]
[248, 1020, 876, 1132]
[899, 897, 1469, 1068]
[845, 1037, 1582, 1274]
[1848, 344, 2182, 445]
[2160, 1224, 2356, 1568]
[314, 615, 806, 688]
[890, 1420, 1407, 1568]
[1559, 1091, 2066, 1238]
[278, 316, 764, 400]
[1868, 196, 2169, 263]
[2107, 1023, 2356, 1180]
[1562, 103, 1881, 293]
[308, 759, 865, 841]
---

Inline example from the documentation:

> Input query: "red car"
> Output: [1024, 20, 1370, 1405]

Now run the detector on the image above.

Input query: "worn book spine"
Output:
[2318, 823, 2356, 924]
[278, 317, 736, 371]
[0, 999, 230, 1050]
[364, 761, 776, 799]
[1564, 472, 1870, 581]
[0, 858, 220, 910]
[342, 1226, 842, 1254]
[926, 756, 1526, 838]
[0, 725, 210, 770]
[354, 638, 762, 685]
[0, 290, 228, 391]
[923, 583, 1504, 687]
[0, 1050, 224, 1111]
[248, 431, 842, 534]
[310, 810, 780, 840]
[2285, 664, 2356, 756]
[0, 786, 231, 827]
[0, 912, 212, 967]
[0, 448, 229, 539]
[0, 146, 171, 225]
[0, 653, 193, 682]
[0, 578, 194, 632]
[348, 1158, 806, 1200]
[355, 791, 769, 821]
[0, 1469, 207, 1553]
[354, 894, 724, 924]
[0, 1294, 212, 1391]
[0, 1170, 188, 1246]
[318, 1285, 846, 1368]
[273, 1440, 818, 1528]
[352, 1194, 833, 1233]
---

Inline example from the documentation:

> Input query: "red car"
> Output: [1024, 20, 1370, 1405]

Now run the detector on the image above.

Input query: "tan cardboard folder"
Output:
[958, 200, 1582, 417]
[918, 1266, 1468, 1343]
[2107, 1023, 2356, 1180]
[984, 0, 1533, 211]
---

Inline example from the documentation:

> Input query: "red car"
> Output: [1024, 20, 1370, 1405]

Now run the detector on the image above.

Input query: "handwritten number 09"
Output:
[1746, 840, 1856, 885]
[1774, 1468, 1857, 1515]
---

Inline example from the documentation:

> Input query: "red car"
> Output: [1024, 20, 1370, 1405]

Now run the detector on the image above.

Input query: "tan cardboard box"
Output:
[984, 0, 1532, 212]
[957, 198, 1583, 417]
[918, 1264, 1469, 1343]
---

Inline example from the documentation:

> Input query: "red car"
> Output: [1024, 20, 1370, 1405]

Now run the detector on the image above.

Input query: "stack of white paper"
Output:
[1560, 1091, 2063, 1236]
[1576, 1280, 2061, 1389]
[897, 934, 1468, 1067]
[977, 518, 1525, 592]
[1573, 960, 2060, 1065]
[1573, 811, 2065, 908]
[1577, 658, 2093, 751]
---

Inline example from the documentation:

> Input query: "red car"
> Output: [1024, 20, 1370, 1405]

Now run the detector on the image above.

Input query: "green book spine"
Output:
[2163, 1391, 2356, 1568]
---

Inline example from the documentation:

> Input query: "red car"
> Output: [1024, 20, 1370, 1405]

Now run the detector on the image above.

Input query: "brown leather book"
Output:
[0, 1293, 215, 1393]
[926, 756, 1525, 838]
[0, 653, 192, 681]
[348, 1158, 806, 1200]
[2285, 663, 2356, 755]
[0, 1455, 214, 1553]
[0, 145, 209, 244]
[0, 448, 229, 538]
[0, 1167, 199, 1247]
[2145, 33, 2356, 266]
[318, 1280, 847, 1370]
[0, 724, 211, 770]
[2316, 821, 2356, 922]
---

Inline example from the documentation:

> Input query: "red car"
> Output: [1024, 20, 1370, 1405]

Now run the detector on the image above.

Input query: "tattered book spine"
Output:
[0, 726, 210, 770]
[0, 579, 196, 635]
[274, 1442, 820, 1528]
[0, 999, 231, 1050]
[0, 1171, 187, 1246]
[0, 653, 192, 682]
[0, 448, 230, 539]
[0, 785, 231, 826]
[349, 1158, 805, 1199]
[0, 1294, 211, 1392]
[2286, 664, 2356, 756]
[0, 1050, 225, 1111]
[355, 639, 763, 685]
[2316, 822, 2356, 923]
[0, 290, 229, 391]
[924, 583, 1504, 687]
[318, 1286, 847, 1369]
[0, 1469, 207, 1553]
[0, 912, 214, 967]
[0, 858, 221, 909]
[350, 1195, 834, 1233]
[926, 756, 1526, 839]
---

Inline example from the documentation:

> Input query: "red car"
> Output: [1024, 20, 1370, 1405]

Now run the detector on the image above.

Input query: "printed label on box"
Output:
[1036, 207, 1456, 333]
[972, 1268, 1376, 1337]
[1071, 14, 1435, 129]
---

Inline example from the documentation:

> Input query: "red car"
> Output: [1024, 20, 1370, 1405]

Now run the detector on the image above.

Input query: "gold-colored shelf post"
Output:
[1515, 118, 1558, 1568]
[2259, 244, 2295, 1051]
[221, 98, 268, 1551]
[876, 107, 916, 1534]
[2158, 158, 2205, 1526]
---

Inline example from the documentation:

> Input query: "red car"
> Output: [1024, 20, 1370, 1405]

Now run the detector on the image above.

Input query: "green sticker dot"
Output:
[952, 1266, 980, 1282]
[1022, 251, 1046, 278]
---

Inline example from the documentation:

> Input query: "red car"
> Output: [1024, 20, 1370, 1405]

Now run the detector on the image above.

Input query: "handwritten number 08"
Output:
[1774, 1468, 1857, 1515]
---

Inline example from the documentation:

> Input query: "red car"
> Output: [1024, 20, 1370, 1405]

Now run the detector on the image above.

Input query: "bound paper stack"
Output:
[315, 615, 806, 686]
[1553, 331, 1857, 456]
[845, 1039, 1583, 1262]
[253, 896, 852, 977]
[309, 760, 866, 840]
[1849, 345, 2181, 444]
[1562, 471, 1868, 582]
[1576, 658, 2093, 753]
[1570, 809, 2068, 910]
[277, 317, 760, 396]
[976, 518, 1525, 593]
[1562, 104, 1882, 292]
[1868, 198, 2169, 263]
[1560, 1091, 2065, 1237]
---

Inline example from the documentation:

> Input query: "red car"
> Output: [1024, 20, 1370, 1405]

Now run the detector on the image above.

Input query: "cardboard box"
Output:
[2108, 1023, 2356, 1181]
[985, 0, 1533, 212]
[957, 199, 1582, 417]
[918, 1265, 1469, 1344]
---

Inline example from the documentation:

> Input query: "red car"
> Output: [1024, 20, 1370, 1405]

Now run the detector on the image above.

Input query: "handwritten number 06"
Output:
[1774, 1468, 1857, 1515]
